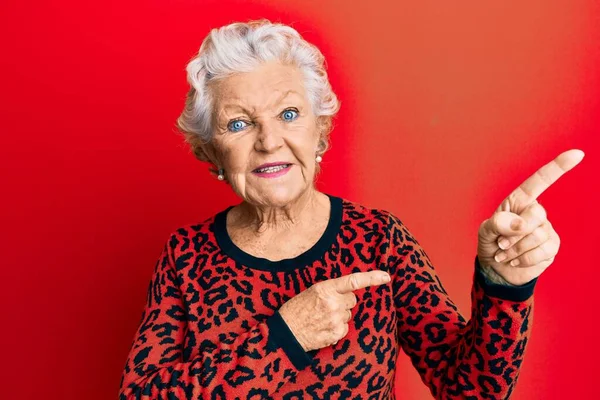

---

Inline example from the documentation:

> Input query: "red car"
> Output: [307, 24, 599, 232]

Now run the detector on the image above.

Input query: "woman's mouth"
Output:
[252, 164, 292, 178]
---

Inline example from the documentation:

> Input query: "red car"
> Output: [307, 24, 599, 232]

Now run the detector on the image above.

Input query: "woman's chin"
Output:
[246, 184, 311, 207]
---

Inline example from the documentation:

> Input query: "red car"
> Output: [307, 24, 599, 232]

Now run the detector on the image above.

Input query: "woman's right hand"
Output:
[278, 270, 391, 352]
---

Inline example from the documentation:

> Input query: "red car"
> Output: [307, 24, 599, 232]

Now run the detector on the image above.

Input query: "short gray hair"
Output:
[175, 19, 340, 163]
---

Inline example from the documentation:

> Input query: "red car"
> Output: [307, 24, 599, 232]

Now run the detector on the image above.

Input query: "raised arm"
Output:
[386, 213, 537, 399]
[118, 235, 316, 399]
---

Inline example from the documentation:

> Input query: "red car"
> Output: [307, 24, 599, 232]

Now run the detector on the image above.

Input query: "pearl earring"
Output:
[316, 155, 322, 163]
[217, 168, 225, 181]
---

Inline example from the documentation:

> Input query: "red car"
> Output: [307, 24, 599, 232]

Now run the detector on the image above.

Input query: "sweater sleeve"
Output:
[118, 235, 317, 399]
[385, 213, 537, 400]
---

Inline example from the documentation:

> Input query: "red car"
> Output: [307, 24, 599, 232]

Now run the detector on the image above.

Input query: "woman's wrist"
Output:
[478, 262, 517, 287]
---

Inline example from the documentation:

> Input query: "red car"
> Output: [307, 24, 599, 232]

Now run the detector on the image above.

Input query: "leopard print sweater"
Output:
[119, 193, 536, 399]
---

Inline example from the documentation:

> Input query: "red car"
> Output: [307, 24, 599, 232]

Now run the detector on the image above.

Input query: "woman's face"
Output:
[207, 61, 321, 208]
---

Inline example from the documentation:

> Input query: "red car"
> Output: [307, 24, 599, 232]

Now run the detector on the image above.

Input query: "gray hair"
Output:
[175, 19, 340, 163]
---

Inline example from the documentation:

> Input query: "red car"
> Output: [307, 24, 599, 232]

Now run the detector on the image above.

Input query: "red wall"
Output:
[2, 1, 598, 398]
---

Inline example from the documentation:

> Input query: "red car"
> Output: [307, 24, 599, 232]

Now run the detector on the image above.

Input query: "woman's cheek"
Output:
[228, 176, 246, 197]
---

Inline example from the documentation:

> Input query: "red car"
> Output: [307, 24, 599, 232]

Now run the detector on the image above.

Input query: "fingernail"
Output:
[382, 274, 391, 282]
[495, 252, 508, 262]
[498, 238, 510, 250]
[510, 259, 521, 267]
[511, 219, 523, 231]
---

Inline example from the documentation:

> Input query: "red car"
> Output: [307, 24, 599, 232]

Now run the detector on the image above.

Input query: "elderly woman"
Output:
[118, 19, 583, 399]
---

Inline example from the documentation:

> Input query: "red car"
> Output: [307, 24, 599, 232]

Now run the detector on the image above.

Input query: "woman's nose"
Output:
[254, 121, 284, 152]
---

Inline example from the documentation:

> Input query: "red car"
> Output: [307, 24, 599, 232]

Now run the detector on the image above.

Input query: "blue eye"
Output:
[227, 120, 248, 133]
[281, 109, 298, 121]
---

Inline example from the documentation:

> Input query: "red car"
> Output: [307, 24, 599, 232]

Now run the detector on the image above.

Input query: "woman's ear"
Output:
[196, 141, 220, 165]
[192, 145, 210, 163]
[197, 143, 227, 181]
[316, 116, 331, 152]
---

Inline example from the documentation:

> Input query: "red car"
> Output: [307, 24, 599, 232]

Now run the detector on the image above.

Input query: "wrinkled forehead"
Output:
[210, 62, 309, 112]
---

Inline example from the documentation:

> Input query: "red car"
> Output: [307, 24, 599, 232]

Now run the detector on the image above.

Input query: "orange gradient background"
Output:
[1, 0, 598, 399]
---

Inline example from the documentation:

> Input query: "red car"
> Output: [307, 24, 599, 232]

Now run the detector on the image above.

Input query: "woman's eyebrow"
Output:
[219, 103, 253, 115]
[275, 89, 302, 105]
[219, 90, 302, 115]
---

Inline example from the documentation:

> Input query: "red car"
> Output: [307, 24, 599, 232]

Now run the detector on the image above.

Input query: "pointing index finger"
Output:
[510, 149, 584, 204]
[333, 271, 391, 294]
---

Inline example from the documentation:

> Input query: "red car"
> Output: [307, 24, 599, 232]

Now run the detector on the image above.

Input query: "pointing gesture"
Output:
[278, 270, 391, 351]
[332, 270, 392, 294]
[477, 149, 585, 286]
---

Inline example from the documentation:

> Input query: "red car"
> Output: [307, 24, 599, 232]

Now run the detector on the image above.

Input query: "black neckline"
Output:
[213, 193, 343, 272]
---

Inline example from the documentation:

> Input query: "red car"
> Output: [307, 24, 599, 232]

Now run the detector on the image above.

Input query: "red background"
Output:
[2, 1, 598, 398]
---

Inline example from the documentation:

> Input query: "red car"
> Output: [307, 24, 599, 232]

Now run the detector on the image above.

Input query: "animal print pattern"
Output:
[119, 195, 536, 399]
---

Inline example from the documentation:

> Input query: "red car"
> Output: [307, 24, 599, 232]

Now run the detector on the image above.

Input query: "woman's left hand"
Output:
[477, 149, 584, 286]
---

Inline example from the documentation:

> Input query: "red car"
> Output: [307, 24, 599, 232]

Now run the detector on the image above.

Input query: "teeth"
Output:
[256, 164, 289, 173]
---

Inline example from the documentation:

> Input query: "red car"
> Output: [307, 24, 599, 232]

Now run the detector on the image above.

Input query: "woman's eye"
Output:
[281, 109, 299, 122]
[227, 120, 249, 133]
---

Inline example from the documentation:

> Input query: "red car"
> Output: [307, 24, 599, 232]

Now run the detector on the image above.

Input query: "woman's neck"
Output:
[229, 189, 329, 235]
